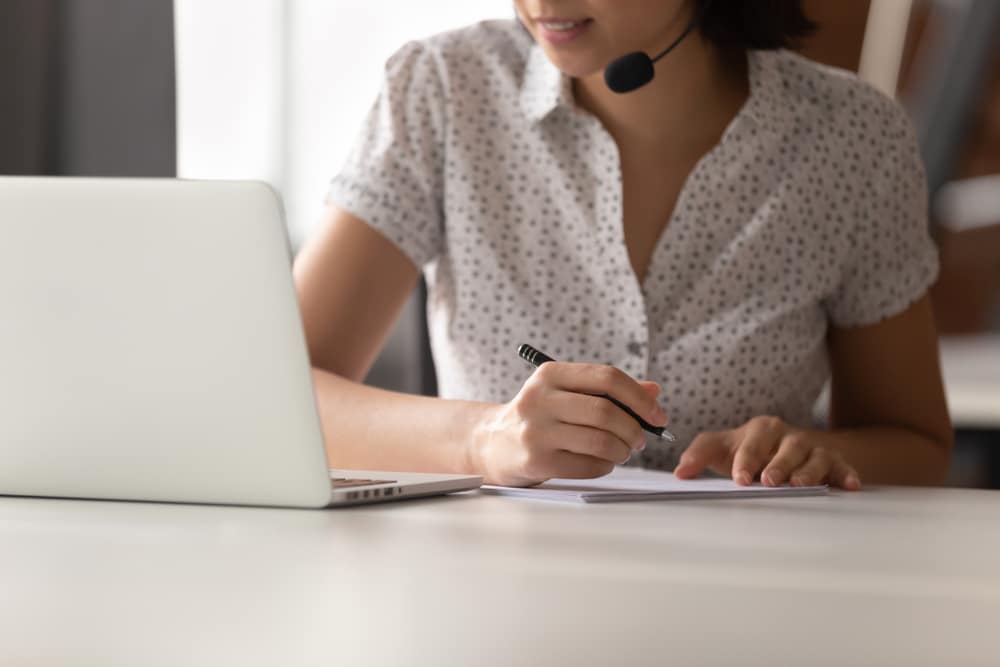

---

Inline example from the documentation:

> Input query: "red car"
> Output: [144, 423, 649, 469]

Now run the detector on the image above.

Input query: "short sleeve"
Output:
[824, 101, 939, 327]
[327, 41, 446, 268]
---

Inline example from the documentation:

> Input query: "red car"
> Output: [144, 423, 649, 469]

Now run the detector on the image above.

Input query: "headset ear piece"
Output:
[604, 52, 655, 94]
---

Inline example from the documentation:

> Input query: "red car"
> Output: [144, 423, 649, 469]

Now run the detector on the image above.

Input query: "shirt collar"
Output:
[741, 49, 792, 133]
[519, 44, 574, 124]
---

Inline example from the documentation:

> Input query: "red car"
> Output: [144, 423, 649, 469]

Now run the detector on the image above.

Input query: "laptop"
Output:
[0, 177, 481, 507]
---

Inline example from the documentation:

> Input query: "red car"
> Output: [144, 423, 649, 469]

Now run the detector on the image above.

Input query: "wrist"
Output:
[463, 401, 502, 479]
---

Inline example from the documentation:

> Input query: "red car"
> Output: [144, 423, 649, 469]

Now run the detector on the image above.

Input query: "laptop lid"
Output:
[0, 177, 334, 507]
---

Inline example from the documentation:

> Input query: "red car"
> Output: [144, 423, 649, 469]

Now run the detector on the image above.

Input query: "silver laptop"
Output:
[0, 177, 481, 507]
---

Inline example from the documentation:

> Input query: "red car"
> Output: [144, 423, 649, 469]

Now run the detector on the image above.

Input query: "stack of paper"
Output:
[481, 466, 828, 503]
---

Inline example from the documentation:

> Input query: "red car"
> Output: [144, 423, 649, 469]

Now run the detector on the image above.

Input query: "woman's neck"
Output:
[572, 37, 749, 154]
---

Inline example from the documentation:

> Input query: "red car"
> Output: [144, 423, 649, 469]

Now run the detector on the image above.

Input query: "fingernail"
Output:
[763, 471, 776, 486]
[846, 474, 861, 490]
[652, 406, 666, 424]
[736, 471, 750, 485]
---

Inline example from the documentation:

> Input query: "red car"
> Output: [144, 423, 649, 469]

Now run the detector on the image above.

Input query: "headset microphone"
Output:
[603, 8, 705, 94]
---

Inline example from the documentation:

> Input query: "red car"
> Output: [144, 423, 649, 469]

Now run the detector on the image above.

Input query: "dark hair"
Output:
[695, 0, 817, 50]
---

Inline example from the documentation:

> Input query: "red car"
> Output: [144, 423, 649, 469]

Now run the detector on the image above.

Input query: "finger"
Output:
[787, 447, 834, 487]
[637, 382, 666, 426]
[548, 391, 646, 451]
[760, 432, 813, 487]
[674, 431, 731, 479]
[638, 381, 661, 398]
[535, 362, 666, 427]
[549, 422, 634, 464]
[731, 417, 784, 486]
[827, 458, 861, 491]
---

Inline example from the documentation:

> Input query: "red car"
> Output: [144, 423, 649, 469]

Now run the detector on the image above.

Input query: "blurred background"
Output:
[1, 0, 998, 487]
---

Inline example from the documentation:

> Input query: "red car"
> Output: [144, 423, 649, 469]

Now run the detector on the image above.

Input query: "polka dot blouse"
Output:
[327, 19, 939, 470]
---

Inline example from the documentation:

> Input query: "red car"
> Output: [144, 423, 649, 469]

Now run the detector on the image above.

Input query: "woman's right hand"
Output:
[472, 362, 668, 487]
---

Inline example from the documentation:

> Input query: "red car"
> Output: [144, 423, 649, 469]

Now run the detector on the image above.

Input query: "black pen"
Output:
[517, 343, 676, 442]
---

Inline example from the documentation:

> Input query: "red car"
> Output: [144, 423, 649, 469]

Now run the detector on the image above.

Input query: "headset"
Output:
[604, 1, 710, 94]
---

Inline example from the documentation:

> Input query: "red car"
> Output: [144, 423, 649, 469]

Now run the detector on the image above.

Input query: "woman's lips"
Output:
[535, 17, 593, 45]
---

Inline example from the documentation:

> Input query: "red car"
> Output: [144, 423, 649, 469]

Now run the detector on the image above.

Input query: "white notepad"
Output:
[481, 466, 828, 503]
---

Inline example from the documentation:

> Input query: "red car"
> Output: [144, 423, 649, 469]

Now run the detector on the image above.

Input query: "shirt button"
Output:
[627, 341, 644, 356]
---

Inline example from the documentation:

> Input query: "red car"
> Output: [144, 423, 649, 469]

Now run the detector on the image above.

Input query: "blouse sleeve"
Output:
[327, 41, 446, 268]
[824, 100, 940, 328]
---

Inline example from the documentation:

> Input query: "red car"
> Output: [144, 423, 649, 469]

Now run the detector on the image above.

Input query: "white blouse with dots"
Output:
[327, 19, 938, 469]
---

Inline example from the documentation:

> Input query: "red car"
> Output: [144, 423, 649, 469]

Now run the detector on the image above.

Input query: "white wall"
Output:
[174, 0, 512, 393]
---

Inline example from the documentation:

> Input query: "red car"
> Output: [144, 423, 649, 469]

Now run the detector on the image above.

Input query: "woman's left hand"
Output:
[673, 416, 862, 491]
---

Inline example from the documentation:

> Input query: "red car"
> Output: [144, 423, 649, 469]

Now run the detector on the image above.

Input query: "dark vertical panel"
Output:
[0, 0, 175, 177]
[0, 0, 59, 174]
[54, 0, 176, 176]
[417, 278, 438, 396]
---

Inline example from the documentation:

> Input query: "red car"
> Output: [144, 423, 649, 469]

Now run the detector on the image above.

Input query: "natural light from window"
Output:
[176, 0, 512, 245]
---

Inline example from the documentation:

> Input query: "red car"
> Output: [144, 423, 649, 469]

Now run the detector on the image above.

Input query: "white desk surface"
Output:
[2, 485, 1000, 667]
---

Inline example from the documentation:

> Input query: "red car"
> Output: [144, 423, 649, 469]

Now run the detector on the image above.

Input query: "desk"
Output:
[2, 487, 999, 666]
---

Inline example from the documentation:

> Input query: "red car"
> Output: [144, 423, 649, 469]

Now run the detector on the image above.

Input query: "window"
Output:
[175, 0, 511, 245]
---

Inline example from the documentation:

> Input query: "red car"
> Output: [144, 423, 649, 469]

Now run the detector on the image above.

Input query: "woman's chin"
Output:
[539, 50, 604, 81]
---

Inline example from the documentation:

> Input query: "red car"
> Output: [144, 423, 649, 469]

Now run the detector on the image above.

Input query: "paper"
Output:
[480, 466, 828, 503]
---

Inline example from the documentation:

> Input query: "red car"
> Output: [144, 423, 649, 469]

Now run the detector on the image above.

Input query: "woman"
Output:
[293, 0, 953, 488]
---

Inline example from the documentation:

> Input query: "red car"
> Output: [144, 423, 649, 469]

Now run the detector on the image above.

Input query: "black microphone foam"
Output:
[604, 51, 655, 94]
[602, 3, 707, 94]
